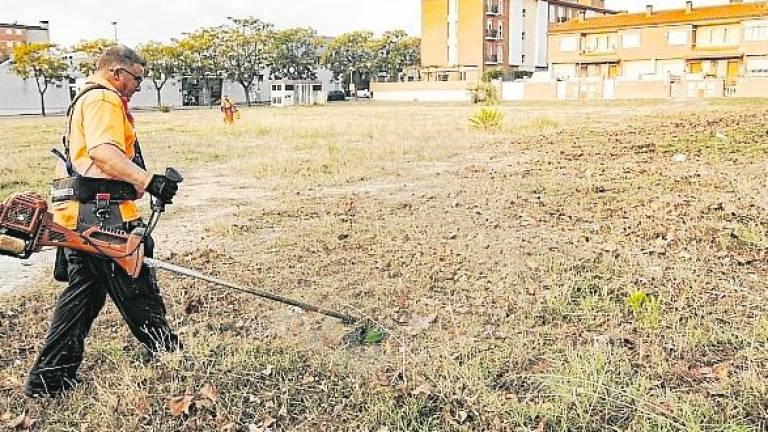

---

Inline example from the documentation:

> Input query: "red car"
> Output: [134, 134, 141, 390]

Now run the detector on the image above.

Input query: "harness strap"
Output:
[51, 177, 138, 203]
[52, 83, 146, 175]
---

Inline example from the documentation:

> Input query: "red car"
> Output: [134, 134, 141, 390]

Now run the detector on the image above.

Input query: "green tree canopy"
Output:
[11, 43, 68, 116]
[270, 27, 322, 81]
[321, 31, 374, 91]
[215, 17, 274, 106]
[370, 30, 420, 82]
[137, 41, 182, 108]
[71, 38, 116, 76]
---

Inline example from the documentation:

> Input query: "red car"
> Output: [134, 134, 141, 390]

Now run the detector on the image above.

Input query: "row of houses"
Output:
[374, 0, 768, 101]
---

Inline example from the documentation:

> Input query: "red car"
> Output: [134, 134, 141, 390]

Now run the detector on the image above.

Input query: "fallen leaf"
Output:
[7, 412, 35, 430]
[408, 314, 438, 335]
[134, 395, 151, 416]
[168, 394, 194, 417]
[456, 410, 468, 424]
[199, 383, 219, 404]
[1, 412, 12, 422]
[261, 365, 273, 376]
[301, 375, 316, 384]
[713, 362, 730, 381]
[391, 308, 411, 324]
[278, 405, 288, 417]
[219, 422, 237, 431]
[411, 383, 433, 395]
[535, 416, 550, 432]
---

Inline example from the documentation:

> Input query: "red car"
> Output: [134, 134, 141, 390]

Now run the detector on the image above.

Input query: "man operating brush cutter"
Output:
[0, 50, 385, 400]
[25, 46, 182, 398]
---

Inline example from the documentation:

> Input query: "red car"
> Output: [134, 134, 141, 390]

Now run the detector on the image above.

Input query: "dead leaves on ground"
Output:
[2, 411, 36, 430]
[168, 383, 220, 417]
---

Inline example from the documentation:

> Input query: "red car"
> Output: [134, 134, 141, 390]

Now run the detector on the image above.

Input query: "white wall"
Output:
[510, 0, 524, 66]
[374, 90, 470, 102]
[534, 0, 549, 68]
[0, 62, 70, 115]
[501, 81, 525, 100]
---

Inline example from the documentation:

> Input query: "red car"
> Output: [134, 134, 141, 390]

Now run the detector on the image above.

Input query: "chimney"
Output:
[39, 20, 49, 29]
[645, 5, 653, 17]
[685, 1, 693, 13]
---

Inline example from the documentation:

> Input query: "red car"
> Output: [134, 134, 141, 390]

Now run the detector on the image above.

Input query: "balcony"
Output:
[486, 2, 501, 15]
[485, 54, 500, 64]
[485, 28, 503, 40]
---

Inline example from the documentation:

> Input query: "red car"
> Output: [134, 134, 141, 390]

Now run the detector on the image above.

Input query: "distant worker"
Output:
[220, 95, 236, 125]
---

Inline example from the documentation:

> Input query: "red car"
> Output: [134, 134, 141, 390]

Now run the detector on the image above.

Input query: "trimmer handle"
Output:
[151, 167, 183, 213]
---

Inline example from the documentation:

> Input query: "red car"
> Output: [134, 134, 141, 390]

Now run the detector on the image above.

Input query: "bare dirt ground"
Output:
[2, 100, 768, 431]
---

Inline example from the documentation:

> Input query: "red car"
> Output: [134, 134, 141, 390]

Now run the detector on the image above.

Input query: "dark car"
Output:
[327, 90, 346, 102]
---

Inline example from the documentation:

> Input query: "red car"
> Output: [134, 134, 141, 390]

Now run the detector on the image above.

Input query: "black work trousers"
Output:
[26, 242, 180, 394]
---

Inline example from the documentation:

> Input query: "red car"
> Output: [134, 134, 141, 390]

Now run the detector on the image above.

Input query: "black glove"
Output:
[145, 174, 179, 204]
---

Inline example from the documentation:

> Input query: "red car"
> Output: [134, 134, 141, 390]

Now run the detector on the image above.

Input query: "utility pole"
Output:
[111, 21, 118, 43]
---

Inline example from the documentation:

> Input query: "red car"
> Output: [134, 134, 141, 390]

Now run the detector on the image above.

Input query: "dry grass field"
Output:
[1, 99, 768, 431]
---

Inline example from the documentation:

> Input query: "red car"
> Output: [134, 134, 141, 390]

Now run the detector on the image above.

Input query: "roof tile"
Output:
[550, 1, 768, 33]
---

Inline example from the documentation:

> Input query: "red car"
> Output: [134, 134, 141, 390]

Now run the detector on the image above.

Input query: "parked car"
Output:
[327, 90, 346, 101]
[355, 89, 372, 98]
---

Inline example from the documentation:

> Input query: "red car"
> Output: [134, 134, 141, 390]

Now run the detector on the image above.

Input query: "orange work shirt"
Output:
[52, 75, 141, 229]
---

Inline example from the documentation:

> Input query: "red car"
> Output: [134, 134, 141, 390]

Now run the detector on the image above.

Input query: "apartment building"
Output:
[0, 21, 50, 62]
[548, 1, 768, 82]
[420, 0, 615, 81]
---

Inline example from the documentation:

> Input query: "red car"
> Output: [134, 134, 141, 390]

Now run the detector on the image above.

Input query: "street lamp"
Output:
[111, 21, 118, 43]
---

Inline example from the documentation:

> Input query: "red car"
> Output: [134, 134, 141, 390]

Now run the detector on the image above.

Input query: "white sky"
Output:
[1, 0, 745, 47]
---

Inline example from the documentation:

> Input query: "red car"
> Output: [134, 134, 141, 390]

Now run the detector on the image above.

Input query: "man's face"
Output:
[111, 63, 144, 100]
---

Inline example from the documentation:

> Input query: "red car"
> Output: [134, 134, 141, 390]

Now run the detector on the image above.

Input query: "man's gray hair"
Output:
[96, 45, 146, 71]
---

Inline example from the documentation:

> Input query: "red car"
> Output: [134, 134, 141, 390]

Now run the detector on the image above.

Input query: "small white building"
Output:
[270, 80, 326, 107]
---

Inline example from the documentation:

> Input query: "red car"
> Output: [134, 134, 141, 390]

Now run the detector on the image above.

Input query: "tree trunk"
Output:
[36, 77, 47, 117]
[39, 91, 46, 117]
[239, 81, 251, 107]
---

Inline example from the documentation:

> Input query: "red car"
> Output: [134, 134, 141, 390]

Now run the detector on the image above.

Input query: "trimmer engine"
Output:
[0, 192, 145, 278]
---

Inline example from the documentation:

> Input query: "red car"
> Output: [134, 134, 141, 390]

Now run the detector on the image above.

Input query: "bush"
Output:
[467, 81, 499, 105]
[468, 107, 504, 130]
[158, 104, 172, 113]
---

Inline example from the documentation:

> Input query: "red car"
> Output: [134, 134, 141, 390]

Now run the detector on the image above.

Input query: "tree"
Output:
[71, 38, 116, 76]
[270, 28, 322, 80]
[321, 31, 374, 93]
[370, 30, 420, 82]
[177, 28, 221, 107]
[215, 17, 274, 106]
[11, 43, 68, 116]
[137, 41, 181, 108]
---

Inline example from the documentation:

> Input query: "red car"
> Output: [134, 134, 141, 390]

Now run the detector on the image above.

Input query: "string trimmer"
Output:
[0, 186, 385, 344]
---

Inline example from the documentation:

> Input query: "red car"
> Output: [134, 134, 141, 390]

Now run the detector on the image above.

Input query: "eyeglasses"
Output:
[112, 67, 144, 86]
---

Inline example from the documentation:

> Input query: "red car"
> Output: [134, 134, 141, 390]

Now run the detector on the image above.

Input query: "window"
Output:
[622, 33, 640, 48]
[312, 85, 322, 91]
[522, 31, 526, 41]
[521, 54, 526, 63]
[667, 30, 688, 45]
[698, 26, 739, 47]
[747, 57, 768, 76]
[285, 85, 295, 90]
[745, 21, 768, 41]
[559, 36, 578, 52]
[522, 8, 527, 18]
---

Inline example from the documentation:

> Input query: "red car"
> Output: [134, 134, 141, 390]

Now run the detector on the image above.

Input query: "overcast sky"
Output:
[2, 0, 741, 47]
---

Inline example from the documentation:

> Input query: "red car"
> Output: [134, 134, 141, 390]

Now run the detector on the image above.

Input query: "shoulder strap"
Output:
[55, 83, 115, 177]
